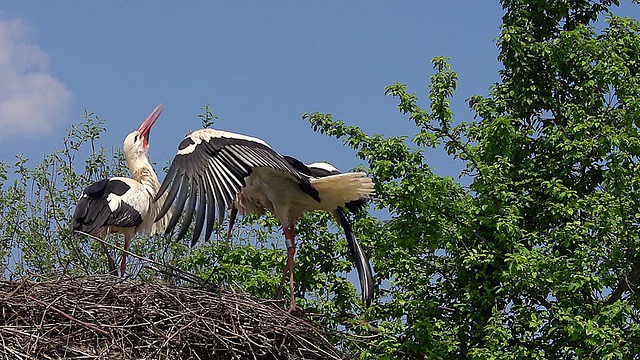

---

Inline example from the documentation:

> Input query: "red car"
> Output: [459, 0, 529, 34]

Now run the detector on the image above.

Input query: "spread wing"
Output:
[155, 128, 317, 246]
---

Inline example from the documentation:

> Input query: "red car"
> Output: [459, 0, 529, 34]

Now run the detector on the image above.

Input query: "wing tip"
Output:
[335, 208, 375, 307]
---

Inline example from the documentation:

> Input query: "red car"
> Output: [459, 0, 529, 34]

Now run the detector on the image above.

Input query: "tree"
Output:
[306, 0, 640, 358]
[0, 111, 127, 276]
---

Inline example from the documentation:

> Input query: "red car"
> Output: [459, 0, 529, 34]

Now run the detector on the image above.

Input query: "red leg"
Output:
[101, 241, 117, 275]
[287, 246, 297, 311]
[277, 226, 292, 297]
[277, 261, 289, 295]
[120, 234, 131, 277]
[226, 205, 238, 244]
[277, 225, 299, 312]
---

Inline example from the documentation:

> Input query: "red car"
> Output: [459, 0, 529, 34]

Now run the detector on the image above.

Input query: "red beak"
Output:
[137, 104, 164, 148]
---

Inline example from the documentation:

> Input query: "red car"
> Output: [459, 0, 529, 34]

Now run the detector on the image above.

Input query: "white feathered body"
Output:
[235, 168, 374, 226]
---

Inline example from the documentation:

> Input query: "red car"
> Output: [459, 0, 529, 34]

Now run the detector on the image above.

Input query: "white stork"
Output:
[154, 128, 375, 310]
[224, 156, 374, 306]
[71, 104, 170, 276]
[272, 156, 374, 306]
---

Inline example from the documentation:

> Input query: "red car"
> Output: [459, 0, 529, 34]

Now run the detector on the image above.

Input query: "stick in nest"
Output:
[0, 275, 348, 359]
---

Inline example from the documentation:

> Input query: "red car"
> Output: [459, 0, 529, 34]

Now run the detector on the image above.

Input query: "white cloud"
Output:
[0, 18, 72, 138]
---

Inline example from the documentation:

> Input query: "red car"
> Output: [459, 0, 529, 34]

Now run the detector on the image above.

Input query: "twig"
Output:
[25, 295, 109, 335]
[74, 230, 218, 289]
[1, 275, 29, 301]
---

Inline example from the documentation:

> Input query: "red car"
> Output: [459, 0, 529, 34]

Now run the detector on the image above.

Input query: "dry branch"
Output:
[0, 275, 347, 359]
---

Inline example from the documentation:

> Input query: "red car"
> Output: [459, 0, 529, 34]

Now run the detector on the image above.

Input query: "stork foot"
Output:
[287, 303, 304, 315]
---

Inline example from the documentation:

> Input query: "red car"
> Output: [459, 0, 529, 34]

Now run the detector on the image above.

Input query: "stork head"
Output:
[123, 104, 163, 171]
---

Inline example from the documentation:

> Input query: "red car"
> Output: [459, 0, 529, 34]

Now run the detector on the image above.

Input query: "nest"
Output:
[0, 274, 346, 359]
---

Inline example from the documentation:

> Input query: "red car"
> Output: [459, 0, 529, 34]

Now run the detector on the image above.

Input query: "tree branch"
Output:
[604, 257, 640, 306]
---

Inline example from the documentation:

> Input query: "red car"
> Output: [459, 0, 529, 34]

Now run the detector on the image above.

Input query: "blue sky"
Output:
[0, 2, 637, 180]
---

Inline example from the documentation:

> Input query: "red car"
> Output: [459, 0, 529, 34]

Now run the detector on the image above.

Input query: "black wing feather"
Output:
[71, 193, 110, 235]
[334, 207, 374, 306]
[203, 174, 217, 241]
[164, 174, 190, 234]
[156, 166, 180, 221]
[71, 178, 142, 235]
[111, 202, 144, 228]
[290, 157, 374, 306]
[156, 132, 317, 245]
[192, 178, 208, 244]
[178, 178, 199, 241]
[282, 155, 313, 176]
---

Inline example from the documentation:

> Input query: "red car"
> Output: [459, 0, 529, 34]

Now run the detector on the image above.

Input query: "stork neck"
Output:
[128, 155, 160, 192]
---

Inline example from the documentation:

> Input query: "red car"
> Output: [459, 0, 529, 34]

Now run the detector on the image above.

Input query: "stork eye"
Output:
[134, 134, 139, 142]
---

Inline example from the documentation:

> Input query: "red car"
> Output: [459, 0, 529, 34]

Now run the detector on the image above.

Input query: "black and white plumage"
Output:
[290, 158, 374, 307]
[155, 129, 318, 244]
[72, 178, 144, 234]
[154, 129, 375, 310]
[71, 105, 171, 275]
